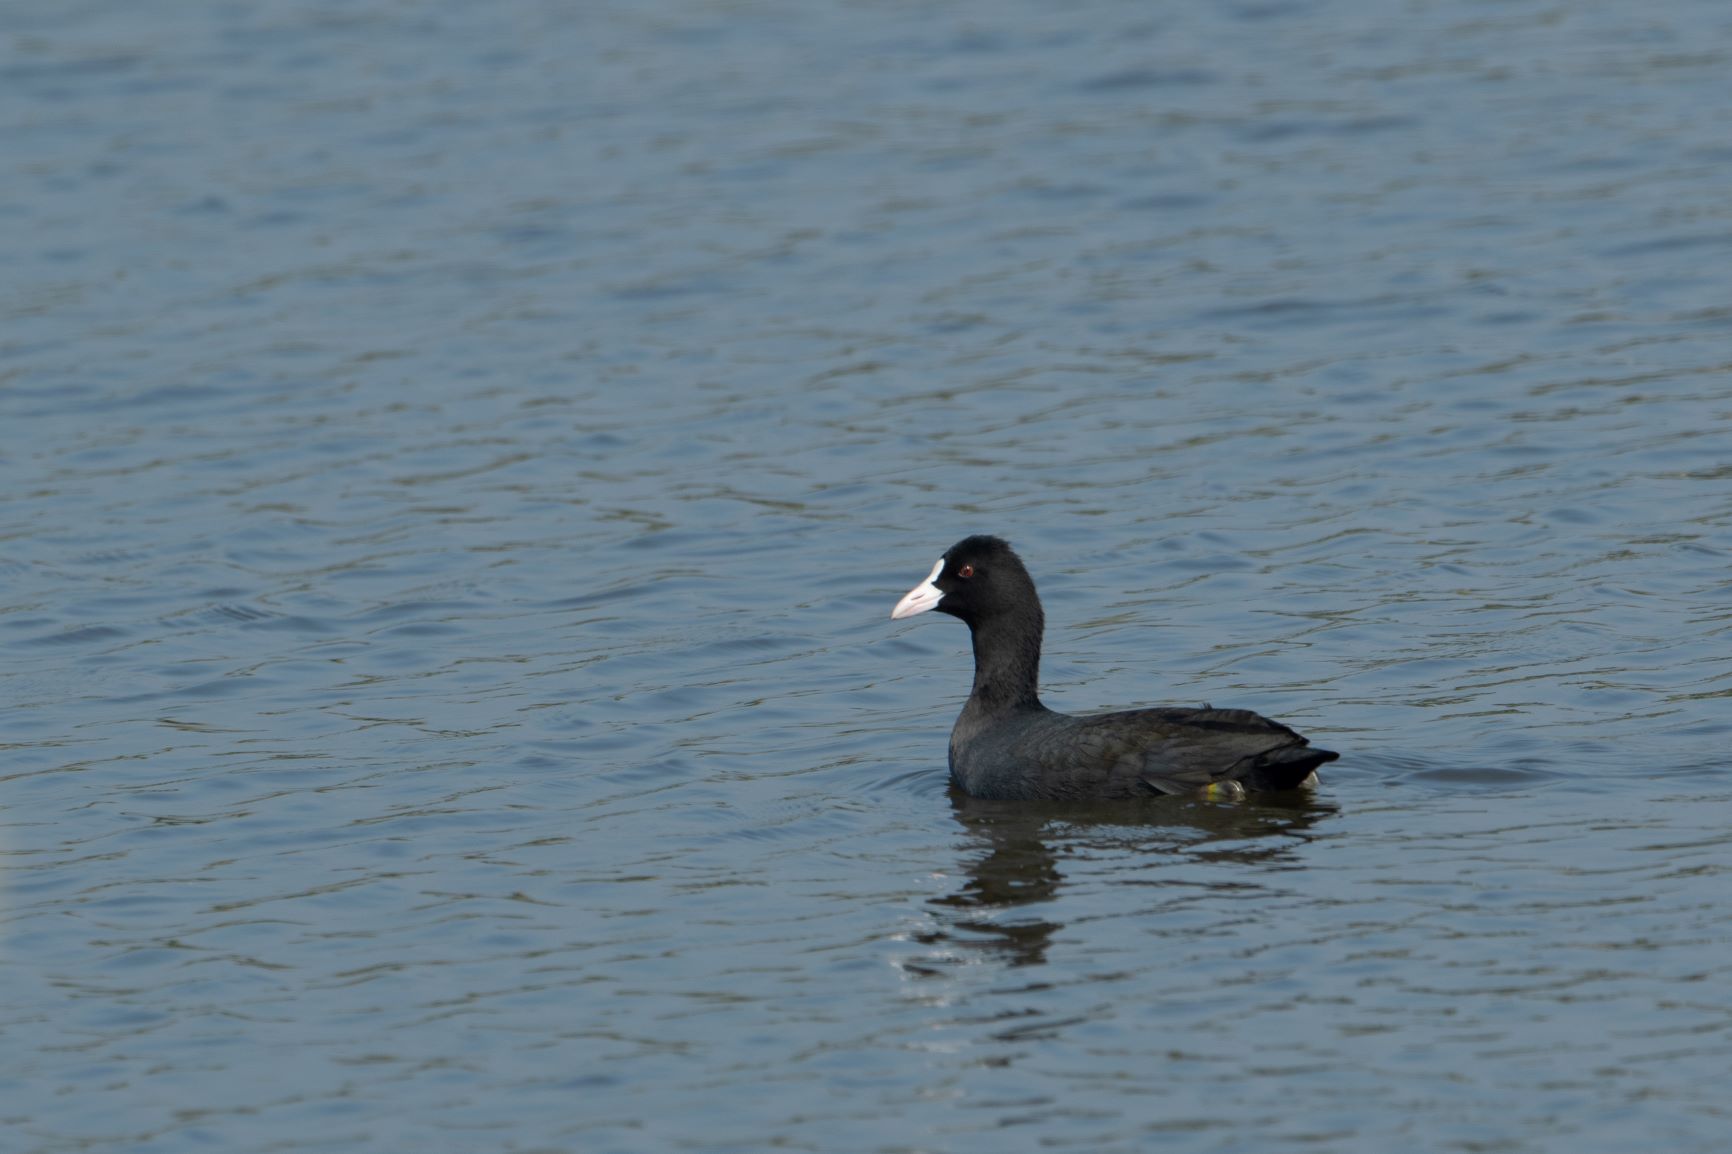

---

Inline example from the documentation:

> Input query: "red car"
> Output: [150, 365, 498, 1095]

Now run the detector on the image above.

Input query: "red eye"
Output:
[958, 564, 974, 578]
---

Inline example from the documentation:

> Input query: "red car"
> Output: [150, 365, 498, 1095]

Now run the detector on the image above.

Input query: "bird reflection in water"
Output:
[905, 788, 1336, 971]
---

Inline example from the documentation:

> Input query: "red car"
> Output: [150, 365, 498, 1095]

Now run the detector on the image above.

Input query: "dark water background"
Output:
[5, 1, 1732, 1151]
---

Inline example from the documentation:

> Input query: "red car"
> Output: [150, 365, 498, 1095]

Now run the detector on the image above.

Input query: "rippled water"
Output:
[5, 1, 1732, 1150]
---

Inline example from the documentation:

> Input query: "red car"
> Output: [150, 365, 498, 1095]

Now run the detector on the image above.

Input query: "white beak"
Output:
[891, 557, 946, 620]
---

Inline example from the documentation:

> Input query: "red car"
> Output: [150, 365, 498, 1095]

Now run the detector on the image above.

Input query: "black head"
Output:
[890, 535, 1040, 627]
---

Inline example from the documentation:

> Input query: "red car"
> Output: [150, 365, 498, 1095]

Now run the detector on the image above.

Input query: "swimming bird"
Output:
[891, 535, 1338, 800]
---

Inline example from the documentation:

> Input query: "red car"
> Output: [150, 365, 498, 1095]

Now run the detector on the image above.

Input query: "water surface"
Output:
[4, 1, 1732, 1151]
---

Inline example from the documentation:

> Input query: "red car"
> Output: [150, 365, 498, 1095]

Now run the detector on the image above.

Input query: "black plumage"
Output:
[891, 535, 1338, 800]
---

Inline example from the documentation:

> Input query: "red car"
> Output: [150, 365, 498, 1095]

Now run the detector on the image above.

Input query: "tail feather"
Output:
[1242, 744, 1339, 791]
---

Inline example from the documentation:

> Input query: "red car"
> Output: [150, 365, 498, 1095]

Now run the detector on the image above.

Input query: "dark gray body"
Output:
[949, 699, 1333, 801]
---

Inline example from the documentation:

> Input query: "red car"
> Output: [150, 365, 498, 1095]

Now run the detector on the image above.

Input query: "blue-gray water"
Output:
[5, 1, 1732, 1150]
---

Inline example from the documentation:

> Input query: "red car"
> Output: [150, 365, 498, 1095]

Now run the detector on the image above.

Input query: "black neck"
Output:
[966, 607, 1044, 714]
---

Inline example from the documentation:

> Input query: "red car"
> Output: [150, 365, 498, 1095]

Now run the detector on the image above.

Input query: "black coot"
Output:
[891, 535, 1338, 800]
